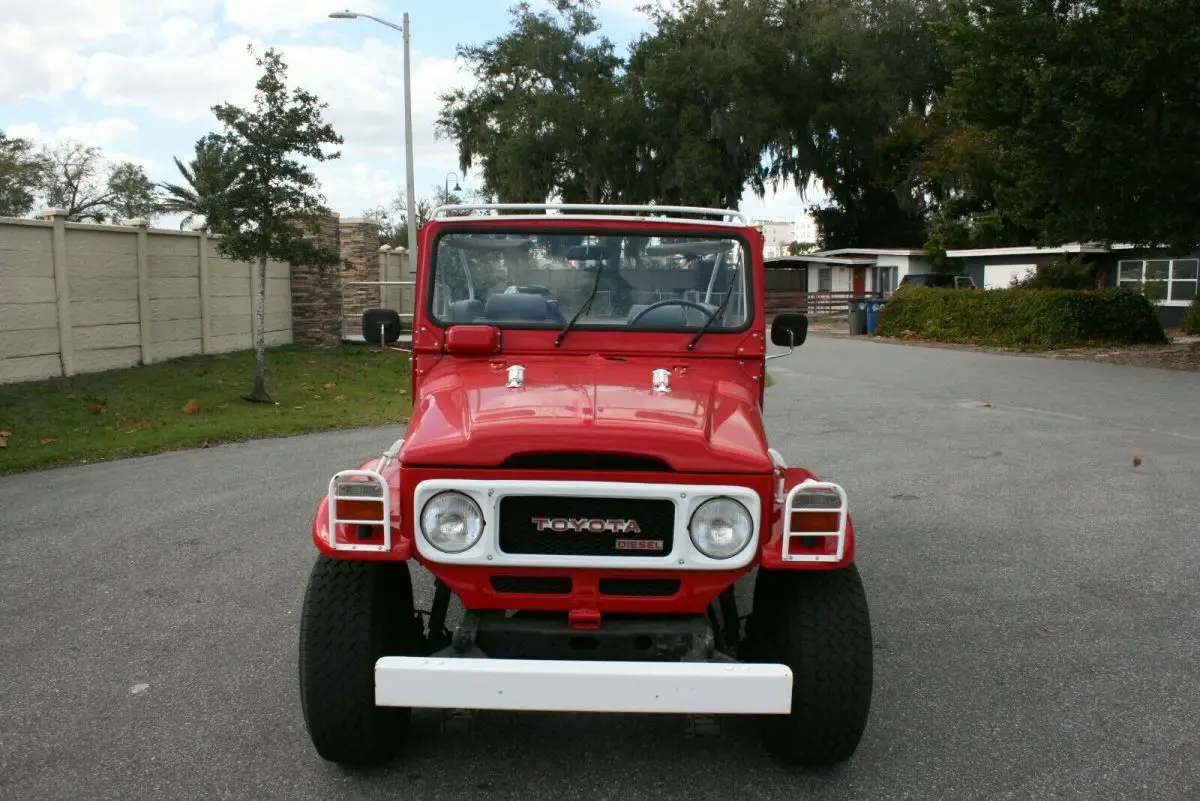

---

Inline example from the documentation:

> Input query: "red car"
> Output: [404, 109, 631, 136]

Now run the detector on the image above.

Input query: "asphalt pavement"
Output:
[1, 335, 1197, 801]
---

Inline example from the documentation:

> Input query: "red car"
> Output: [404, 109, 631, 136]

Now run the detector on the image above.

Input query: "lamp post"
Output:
[445, 172, 461, 200]
[329, 9, 418, 266]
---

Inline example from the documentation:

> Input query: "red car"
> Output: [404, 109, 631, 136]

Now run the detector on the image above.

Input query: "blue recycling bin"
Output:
[864, 297, 888, 334]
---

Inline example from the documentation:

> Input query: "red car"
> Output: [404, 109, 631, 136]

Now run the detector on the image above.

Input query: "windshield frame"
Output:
[421, 223, 757, 336]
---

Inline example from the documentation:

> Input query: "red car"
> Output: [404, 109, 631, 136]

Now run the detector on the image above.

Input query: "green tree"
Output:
[625, 0, 786, 207]
[32, 141, 165, 223]
[363, 189, 434, 250]
[928, 0, 1200, 252]
[159, 134, 244, 231]
[208, 45, 344, 404]
[106, 162, 162, 222]
[769, 0, 950, 249]
[787, 241, 817, 255]
[36, 140, 114, 222]
[363, 185, 486, 249]
[437, 0, 637, 204]
[0, 131, 48, 217]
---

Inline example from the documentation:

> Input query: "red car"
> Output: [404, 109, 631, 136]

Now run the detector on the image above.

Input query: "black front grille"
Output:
[598, 578, 681, 597]
[498, 495, 675, 557]
[491, 576, 572, 594]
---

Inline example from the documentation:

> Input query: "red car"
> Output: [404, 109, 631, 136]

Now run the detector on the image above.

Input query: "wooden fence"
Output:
[765, 290, 883, 317]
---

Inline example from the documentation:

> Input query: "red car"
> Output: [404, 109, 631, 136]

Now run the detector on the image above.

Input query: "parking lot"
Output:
[2, 335, 1197, 801]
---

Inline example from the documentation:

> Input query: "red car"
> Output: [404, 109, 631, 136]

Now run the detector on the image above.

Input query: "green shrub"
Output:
[1183, 295, 1200, 335]
[1012, 257, 1100, 290]
[874, 286, 1168, 350]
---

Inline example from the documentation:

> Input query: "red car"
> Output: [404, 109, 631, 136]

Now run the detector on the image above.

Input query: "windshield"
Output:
[427, 231, 751, 331]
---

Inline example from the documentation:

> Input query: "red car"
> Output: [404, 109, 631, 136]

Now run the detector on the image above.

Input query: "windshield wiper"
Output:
[686, 263, 740, 350]
[554, 263, 605, 347]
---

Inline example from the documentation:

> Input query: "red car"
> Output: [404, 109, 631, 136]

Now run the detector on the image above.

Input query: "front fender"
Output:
[758, 466, 856, 571]
[311, 455, 413, 561]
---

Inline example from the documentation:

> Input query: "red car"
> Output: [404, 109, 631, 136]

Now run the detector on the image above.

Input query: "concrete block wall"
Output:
[0, 210, 292, 384]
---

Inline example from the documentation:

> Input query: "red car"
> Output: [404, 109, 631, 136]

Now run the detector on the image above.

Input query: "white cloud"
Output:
[319, 161, 403, 218]
[0, 0, 219, 103]
[82, 35, 262, 119]
[738, 175, 827, 220]
[155, 16, 221, 53]
[0, 24, 89, 103]
[6, 116, 140, 148]
[80, 35, 477, 162]
[223, 0, 384, 34]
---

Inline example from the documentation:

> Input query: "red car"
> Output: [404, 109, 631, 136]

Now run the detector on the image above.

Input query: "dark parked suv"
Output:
[898, 273, 978, 289]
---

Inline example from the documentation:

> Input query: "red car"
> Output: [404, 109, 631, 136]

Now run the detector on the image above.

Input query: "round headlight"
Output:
[689, 497, 754, 560]
[420, 491, 485, 553]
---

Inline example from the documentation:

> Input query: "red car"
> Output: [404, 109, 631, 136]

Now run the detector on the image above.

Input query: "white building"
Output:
[794, 212, 818, 247]
[754, 218, 795, 259]
[764, 248, 935, 295]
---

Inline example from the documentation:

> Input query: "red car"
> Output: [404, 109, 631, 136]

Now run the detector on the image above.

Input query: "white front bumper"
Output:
[375, 657, 793, 715]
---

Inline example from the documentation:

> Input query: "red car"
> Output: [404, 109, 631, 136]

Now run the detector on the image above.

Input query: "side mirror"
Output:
[770, 311, 808, 348]
[362, 308, 402, 345]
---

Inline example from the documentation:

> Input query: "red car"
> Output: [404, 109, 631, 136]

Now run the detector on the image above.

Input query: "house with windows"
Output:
[764, 248, 935, 296]
[944, 244, 1197, 328]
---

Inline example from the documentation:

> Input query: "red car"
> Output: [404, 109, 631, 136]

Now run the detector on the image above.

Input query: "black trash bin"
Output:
[848, 299, 867, 335]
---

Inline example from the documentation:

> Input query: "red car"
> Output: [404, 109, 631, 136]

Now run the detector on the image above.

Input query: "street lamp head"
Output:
[328, 10, 358, 19]
[453, 182, 462, 192]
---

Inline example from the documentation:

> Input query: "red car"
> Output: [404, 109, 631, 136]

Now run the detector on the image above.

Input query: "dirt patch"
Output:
[806, 317, 1200, 372]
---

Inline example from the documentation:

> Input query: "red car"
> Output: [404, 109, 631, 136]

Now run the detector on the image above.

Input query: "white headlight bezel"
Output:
[419, 490, 485, 554]
[688, 496, 754, 560]
[410, 479, 761, 569]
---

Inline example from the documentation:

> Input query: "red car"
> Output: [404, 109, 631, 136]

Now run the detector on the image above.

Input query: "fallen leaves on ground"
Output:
[182, 399, 201, 414]
[1133, 456, 1143, 468]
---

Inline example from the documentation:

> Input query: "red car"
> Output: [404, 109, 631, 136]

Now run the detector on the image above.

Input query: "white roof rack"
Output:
[429, 202, 750, 227]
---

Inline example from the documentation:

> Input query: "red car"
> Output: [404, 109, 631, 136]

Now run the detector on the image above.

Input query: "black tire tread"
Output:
[750, 564, 874, 767]
[298, 556, 416, 766]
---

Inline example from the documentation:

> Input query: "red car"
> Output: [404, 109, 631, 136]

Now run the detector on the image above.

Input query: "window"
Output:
[1117, 258, 1198, 303]
[428, 231, 750, 331]
[817, 267, 832, 292]
[875, 266, 896, 292]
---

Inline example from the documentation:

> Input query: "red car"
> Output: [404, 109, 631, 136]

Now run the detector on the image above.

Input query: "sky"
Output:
[1, 0, 822, 231]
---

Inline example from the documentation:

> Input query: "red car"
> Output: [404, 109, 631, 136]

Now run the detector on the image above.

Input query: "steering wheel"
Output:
[628, 298, 716, 327]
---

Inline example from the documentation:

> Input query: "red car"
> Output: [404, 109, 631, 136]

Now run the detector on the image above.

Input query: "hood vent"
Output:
[501, 452, 671, 472]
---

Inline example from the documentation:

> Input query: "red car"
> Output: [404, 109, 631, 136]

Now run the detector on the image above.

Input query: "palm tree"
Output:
[158, 134, 243, 231]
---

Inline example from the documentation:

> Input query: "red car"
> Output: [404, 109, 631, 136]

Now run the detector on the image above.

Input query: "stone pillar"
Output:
[338, 217, 383, 337]
[289, 213, 342, 346]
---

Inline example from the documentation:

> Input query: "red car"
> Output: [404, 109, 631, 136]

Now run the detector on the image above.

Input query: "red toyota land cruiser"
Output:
[298, 203, 873, 768]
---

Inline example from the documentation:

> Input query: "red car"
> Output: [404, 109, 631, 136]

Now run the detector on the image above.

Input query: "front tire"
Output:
[298, 555, 419, 766]
[747, 565, 873, 767]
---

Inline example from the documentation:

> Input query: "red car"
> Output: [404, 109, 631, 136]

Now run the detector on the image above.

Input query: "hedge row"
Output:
[873, 286, 1168, 350]
[1183, 295, 1200, 335]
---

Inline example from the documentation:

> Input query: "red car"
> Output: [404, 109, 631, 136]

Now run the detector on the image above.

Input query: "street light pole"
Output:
[329, 9, 418, 272]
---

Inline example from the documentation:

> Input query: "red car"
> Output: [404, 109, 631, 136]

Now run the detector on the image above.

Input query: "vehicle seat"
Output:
[446, 299, 484, 322]
[483, 292, 555, 322]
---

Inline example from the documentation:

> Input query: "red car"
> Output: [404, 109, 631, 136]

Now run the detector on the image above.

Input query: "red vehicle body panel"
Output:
[399, 353, 773, 474]
[310, 211, 857, 616]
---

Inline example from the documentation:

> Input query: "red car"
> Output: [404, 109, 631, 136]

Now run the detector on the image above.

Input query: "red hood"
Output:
[400, 354, 772, 474]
